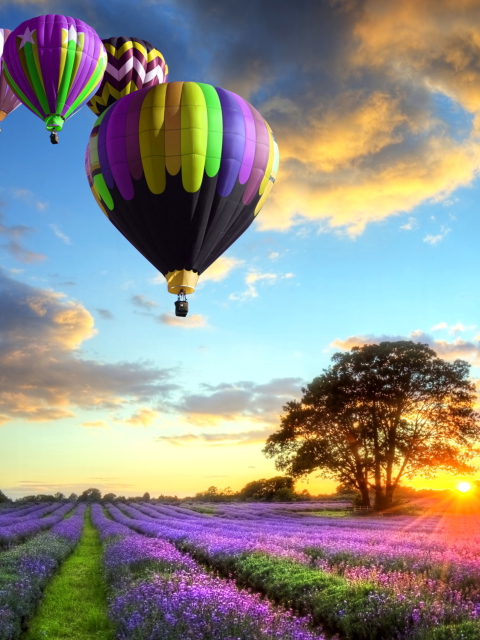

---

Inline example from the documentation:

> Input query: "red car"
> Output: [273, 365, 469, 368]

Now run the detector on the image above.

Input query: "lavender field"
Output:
[2, 500, 480, 639]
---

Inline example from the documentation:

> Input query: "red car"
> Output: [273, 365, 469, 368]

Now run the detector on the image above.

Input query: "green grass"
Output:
[296, 509, 350, 518]
[23, 507, 114, 640]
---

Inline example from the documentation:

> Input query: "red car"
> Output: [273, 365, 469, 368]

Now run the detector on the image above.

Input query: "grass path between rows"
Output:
[23, 506, 114, 640]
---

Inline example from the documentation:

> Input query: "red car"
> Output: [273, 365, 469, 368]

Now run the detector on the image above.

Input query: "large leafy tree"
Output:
[264, 341, 480, 510]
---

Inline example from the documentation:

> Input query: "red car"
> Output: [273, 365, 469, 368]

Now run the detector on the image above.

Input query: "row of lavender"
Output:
[0, 501, 75, 548]
[92, 503, 326, 640]
[0, 504, 86, 640]
[104, 501, 480, 639]
[128, 501, 480, 585]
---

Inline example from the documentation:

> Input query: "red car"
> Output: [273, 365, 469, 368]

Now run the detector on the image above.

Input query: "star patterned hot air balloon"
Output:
[2, 14, 107, 142]
[85, 82, 279, 317]
[0, 29, 22, 130]
[87, 36, 168, 116]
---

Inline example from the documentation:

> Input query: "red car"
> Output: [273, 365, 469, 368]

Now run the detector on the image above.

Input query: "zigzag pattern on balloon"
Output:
[87, 36, 168, 115]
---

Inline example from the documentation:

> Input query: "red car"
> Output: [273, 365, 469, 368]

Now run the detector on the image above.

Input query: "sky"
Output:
[1, 0, 480, 499]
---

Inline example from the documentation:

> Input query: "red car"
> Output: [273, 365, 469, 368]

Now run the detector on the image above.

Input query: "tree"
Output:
[238, 476, 295, 501]
[68, 493, 78, 502]
[102, 493, 117, 503]
[264, 341, 480, 510]
[0, 490, 10, 504]
[142, 492, 150, 502]
[54, 492, 65, 501]
[78, 488, 102, 503]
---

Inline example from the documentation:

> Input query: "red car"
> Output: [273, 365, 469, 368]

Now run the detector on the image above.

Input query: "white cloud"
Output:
[423, 226, 451, 245]
[229, 271, 278, 301]
[49, 224, 71, 245]
[400, 217, 417, 230]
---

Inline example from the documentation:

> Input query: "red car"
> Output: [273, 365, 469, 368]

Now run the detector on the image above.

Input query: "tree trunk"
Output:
[358, 480, 370, 507]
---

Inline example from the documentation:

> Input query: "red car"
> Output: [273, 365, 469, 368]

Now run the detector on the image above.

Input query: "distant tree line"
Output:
[1, 477, 463, 508]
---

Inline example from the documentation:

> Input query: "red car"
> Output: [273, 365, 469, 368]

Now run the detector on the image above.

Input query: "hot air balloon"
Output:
[87, 37, 168, 116]
[2, 14, 107, 143]
[0, 29, 22, 131]
[85, 82, 279, 317]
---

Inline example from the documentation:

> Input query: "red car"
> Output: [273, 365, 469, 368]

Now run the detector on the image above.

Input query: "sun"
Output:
[457, 481, 472, 493]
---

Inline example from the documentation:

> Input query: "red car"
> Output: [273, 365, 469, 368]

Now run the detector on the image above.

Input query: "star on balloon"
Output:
[62, 26, 82, 46]
[18, 26, 36, 48]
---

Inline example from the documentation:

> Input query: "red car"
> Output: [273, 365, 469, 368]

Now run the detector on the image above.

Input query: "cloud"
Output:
[432, 322, 448, 331]
[156, 426, 276, 447]
[0, 269, 178, 423]
[229, 271, 278, 301]
[3, 240, 46, 264]
[400, 217, 417, 231]
[423, 225, 451, 245]
[331, 330, 480, 365]
[229, 270, 294, 301]
[49, 224, 71, 245]
[12, 188, 47, 212]
[0, 212, 46, 263]
[96, 308, 114, 320]
[81, 421, 109, 429]
[10, 0, 480, 238]
[200, 256, 245, 282]
[173, 377, 303, 425]
[158, 313, 208, 328]
[131, 294, 157, 309]
[124, 408, 158, 427]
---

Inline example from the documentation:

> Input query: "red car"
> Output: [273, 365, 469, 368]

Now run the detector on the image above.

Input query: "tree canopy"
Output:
[263, 341, 480, 510]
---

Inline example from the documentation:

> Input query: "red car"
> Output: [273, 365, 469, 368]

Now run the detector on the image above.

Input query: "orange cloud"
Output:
[331, 331, 480, 365]
[81, 421, 109, 429]
[158, 313, 208, 328]
[124, 408, 158, 427]
[200, 256, 245, 282]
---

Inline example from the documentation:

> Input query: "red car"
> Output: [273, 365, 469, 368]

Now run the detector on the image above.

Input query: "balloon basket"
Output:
[50, 132, 59, 144]
[175, 290, 188, 317]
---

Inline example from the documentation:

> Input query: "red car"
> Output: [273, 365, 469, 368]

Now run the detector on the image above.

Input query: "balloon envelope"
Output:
[87, 37, 168, 116]
[2, 14, 107, 132]
[85, 81, 279, 294]
[0, 29, 21, 123]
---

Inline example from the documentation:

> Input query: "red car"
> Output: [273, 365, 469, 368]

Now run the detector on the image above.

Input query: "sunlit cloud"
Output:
[173, 377, 303, 425]
[81, 420, 109, 429]
[156, 426, 276, 447]
[158, 313, 208, 328]
[201, 256, 245, 282]
[331, 330, 480, 365]
[124, 408, 158, 427]
[0, 269, 178, 423]
[229, 271, 277, 301]
[49, 224, 71, 245]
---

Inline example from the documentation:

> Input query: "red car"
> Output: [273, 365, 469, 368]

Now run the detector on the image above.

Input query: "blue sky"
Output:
[1, 0, 480, 498]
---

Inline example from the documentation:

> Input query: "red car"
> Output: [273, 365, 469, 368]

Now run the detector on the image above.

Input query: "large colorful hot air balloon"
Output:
[85, 82, 279, 317]
[87, 37, 168, 116]
[2, 15, 107, 143]
[0, 29, 22, 130]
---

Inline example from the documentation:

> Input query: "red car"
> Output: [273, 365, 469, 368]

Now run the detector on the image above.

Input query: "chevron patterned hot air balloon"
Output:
[2, 14, 107, 142]
[85, 82, 279, 316]
[0, 29, 22, 130]
[87, 37, 168, 116]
